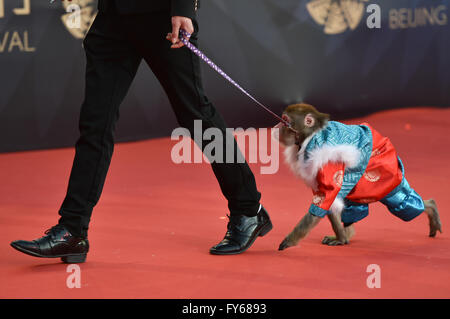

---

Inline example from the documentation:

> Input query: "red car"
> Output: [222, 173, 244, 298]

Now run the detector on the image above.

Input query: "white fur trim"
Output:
[283, 131, 316, 179]
[271, 124, 282, 141]
[283, 144, 300, 174]
[283, 132, 361, 190]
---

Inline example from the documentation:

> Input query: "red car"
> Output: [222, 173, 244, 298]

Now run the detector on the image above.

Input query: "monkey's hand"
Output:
[278, 237, 296, 251]
[279, 213, 321, 251]
[322, 236, 348, 246]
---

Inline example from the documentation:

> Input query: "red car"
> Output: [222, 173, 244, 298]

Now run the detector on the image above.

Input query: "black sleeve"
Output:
[171, 0, 198, 19]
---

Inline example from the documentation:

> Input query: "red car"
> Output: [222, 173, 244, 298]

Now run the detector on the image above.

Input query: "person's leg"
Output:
[124, 14, 261, 217]
[58, 9, 142, 238]
[122, 13, 270, 254]
[10, 8, 143, 262]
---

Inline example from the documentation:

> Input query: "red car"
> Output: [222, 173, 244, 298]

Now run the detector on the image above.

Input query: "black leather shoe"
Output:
[10, 225, 89, 263]
[210, 206, 273, 255]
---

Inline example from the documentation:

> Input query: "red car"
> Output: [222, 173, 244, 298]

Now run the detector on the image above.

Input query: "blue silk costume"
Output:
[297, 121, 425, 225]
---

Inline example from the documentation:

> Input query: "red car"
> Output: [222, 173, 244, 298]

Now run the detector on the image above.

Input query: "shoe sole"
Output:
[10, 242, 87, 263]
[209, 220, 273, 255]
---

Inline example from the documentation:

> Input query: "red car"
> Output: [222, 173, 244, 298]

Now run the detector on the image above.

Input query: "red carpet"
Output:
[0, 107, 449, 298]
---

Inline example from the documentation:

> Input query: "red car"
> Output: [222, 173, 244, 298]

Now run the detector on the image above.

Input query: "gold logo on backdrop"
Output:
[61, 0, 97, 39]
[307, 0, 368, 34]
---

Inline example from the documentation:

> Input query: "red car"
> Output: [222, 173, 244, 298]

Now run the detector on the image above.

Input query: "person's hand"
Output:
[166, 16, 194, 49]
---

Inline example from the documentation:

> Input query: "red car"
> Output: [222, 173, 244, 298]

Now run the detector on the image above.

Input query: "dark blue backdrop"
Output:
[0, 0, 448, 152]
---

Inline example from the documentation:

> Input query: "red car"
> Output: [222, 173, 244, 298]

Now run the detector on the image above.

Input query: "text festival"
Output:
[0, 1, 448, 53]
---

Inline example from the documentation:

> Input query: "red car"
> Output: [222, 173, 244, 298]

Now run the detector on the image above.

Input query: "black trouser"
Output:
[58, 7, 261, 238]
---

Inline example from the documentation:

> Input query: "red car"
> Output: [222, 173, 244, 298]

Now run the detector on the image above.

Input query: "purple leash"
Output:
[178, 29, 293, 129]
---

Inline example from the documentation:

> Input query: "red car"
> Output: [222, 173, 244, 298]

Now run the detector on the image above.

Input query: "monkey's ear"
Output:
[304, 113, 315, 128]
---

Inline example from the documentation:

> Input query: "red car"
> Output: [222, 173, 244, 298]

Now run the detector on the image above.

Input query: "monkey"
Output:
[273, 103, 442, 251]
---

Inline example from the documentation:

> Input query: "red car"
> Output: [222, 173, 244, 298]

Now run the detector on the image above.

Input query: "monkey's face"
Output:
[273, 103, 329, 147]
[273, 114, 298, 147]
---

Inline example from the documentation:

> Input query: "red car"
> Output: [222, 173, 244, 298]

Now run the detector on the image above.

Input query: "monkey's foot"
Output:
[322, 236, 348, 246]
[424, 199, 442, 237]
